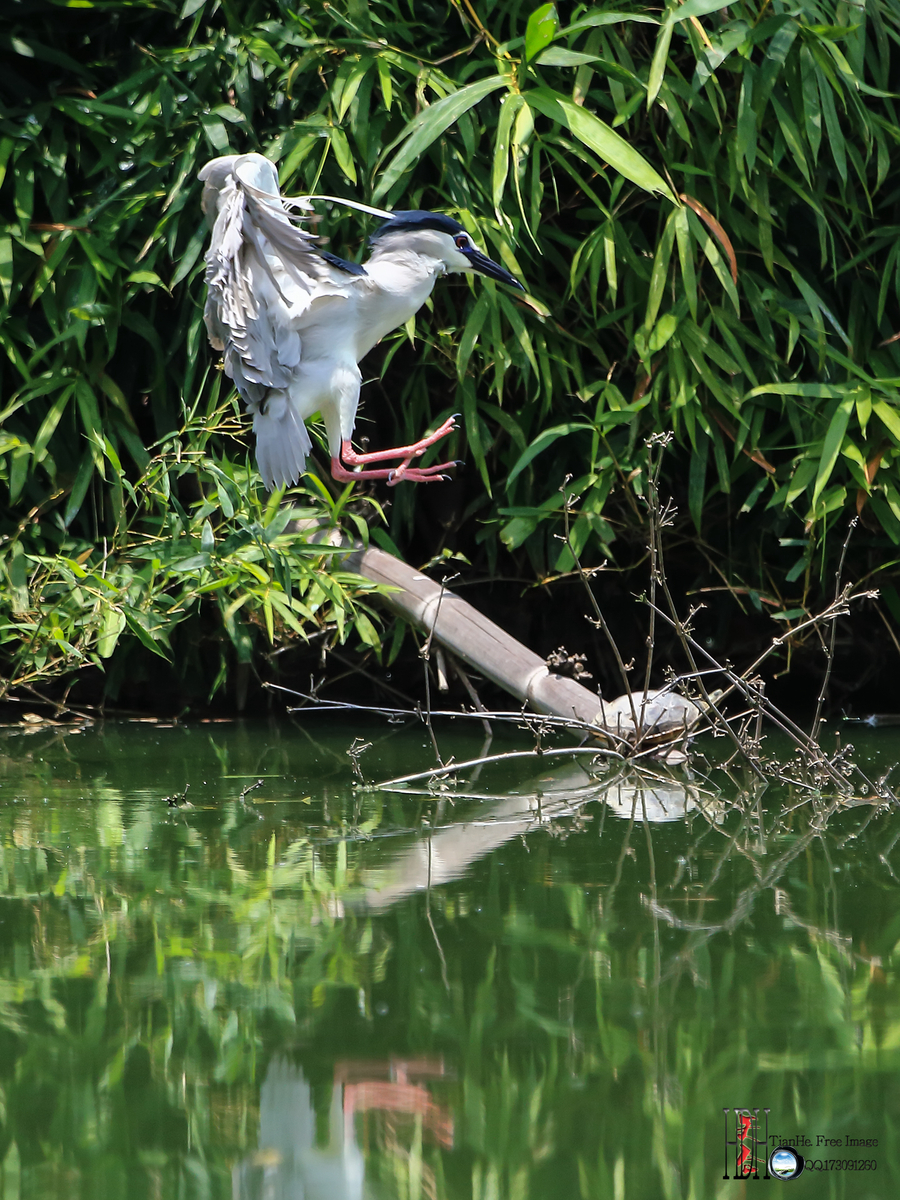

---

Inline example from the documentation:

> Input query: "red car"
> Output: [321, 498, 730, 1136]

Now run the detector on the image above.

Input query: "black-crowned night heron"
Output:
[199, 153, 524, 490]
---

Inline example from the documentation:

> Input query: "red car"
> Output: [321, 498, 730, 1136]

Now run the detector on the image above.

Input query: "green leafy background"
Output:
[3, 0, 900, 704]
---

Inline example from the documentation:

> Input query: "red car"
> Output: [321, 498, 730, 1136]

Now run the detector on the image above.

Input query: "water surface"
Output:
[0, 716, 897, 1198]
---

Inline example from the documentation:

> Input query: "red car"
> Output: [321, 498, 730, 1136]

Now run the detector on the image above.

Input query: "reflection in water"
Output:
[600, 770, 717, 822]
[235, 1061, 364, 1200]
[235, 1058, 452, 1200]
[0, 719, 899, 1199]
[363, 762, 721, 908]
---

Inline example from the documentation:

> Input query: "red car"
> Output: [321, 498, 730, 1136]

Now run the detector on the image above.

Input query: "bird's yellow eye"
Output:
[455, 234, 469, 250]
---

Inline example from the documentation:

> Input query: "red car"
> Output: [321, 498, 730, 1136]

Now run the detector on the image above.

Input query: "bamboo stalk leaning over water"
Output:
[289, 517, 713, 758]
[342, 546, 605, 727]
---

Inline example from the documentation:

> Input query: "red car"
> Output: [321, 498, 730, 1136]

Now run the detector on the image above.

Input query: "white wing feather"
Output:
[199, 154, 358, 486]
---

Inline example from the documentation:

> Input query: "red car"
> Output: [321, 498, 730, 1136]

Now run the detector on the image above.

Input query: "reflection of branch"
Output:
[641, 794, 876, 982]
[425, 836, 450, 993]
[365, 745, 622, 793]
[773, 887, 865, 963]
[877, 822, 900, 881]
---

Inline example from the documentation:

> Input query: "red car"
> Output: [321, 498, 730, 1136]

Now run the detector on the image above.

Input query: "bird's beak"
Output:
[463, 246, 525, 291]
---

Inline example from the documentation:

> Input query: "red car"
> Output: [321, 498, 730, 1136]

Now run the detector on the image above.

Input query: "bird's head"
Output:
[369, 211, 524, 290]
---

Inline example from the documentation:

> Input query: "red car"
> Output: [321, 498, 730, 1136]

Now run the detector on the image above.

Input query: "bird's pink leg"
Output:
[339, 415, 457, 466]
[331, 459, 395, 483]
[330, 457, 455, 485]
[331, 414, 459, 485]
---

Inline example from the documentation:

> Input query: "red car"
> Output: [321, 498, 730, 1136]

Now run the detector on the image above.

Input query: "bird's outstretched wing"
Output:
[199, 154, 362, 405]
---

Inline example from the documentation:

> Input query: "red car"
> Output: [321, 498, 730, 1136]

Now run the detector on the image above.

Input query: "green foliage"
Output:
[0, 390, 383, 700]
[3, 0, 900, 696]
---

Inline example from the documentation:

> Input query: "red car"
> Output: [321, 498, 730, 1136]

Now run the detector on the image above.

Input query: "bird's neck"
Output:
[357, 248, 444, 357]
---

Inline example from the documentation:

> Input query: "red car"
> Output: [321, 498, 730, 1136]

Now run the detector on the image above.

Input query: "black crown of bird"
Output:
[199, 152, 525, 491]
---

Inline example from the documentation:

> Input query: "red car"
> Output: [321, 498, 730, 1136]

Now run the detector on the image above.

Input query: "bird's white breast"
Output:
[355, 252, 443, 359]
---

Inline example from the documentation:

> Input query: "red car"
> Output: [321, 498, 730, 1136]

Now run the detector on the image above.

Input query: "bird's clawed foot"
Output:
[387, 458, 464, 485]
[332, 415, 460, 484]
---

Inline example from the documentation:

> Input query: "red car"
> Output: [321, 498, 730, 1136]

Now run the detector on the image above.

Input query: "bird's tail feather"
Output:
[252, 392, 313, 491]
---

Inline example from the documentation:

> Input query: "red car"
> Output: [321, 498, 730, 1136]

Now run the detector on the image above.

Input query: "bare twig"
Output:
[642, 449, 768, 778]
[269, 681, 600, 737]
[347, 738, 373, 783]
[811, 518, 857, 742]
[642, 441, 664, 716]
[420, 572, 458, 767]
[450, 656, 493, 740]
[559, 476, 638, 728]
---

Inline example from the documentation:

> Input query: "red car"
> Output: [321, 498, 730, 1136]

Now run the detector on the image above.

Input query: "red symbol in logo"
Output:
[737, 1113, 753, 1172]
[723, 1108, 770, 1179]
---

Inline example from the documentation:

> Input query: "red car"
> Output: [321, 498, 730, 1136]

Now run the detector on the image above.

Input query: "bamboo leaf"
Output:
[462, 380, 491, 494]
[736, 65, 757, 173]
[672, 0, 736, 20]
[526, 87, 674, 199]
[688, 434, 708, 532]
[647, 21, 674, 108]
[124, 610, 172, 660]
[650, 0, 738, 107]
[32, 385, 74, 462]
[457, 291, 490, 381]
[680, 195, 737, 283]
[0, 235, 12, 305]
[873, 399, 900, 444]
[560, 12, 659, 37]
[674, 206, 697, 320]
[525, 4, 560, 63]
[799, 46, 822, 164]
[645, 209, 677, 329]
[492, 94, 524, 215]
[816, 65, 847, 184]
[7, 543, 30, 615]
[685, 209, 739, 315]
[536, 48, 601, 68]
[63, 452, 95, 528]
[508, 423, 593, 484]
[335, 56, 372, 121]
[374, 75, 508, 201]
[812, 397, 853, 509]
[648, 311, 679, 354]
[604, 225, 618, 302]
[376, 58, 393, 111]
[771, 94, 810, 185]
[330, 127, 357, 184]
[97, 608, 126, 658]
[746, 382, 848, 400]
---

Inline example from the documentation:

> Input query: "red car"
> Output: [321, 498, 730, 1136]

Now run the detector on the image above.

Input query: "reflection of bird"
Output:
[199, 153, 523, 490]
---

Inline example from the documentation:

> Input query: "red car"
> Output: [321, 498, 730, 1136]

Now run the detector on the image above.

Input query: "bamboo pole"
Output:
[344, 547, 602, 725]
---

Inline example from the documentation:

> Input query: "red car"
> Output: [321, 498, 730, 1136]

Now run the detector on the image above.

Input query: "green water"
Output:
[0, 716, 897, 1199]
